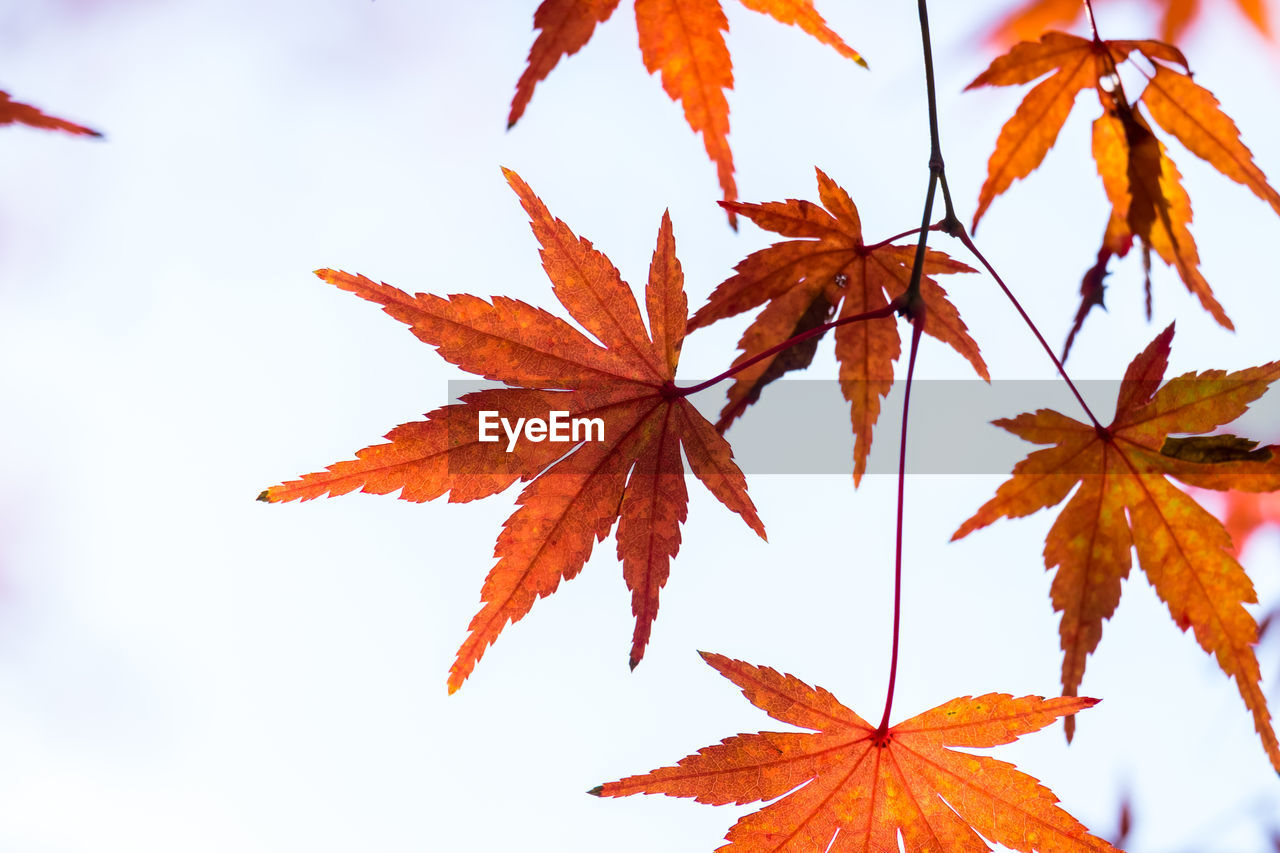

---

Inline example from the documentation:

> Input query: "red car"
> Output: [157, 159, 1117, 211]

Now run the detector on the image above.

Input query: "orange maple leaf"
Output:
[0, 91, 100, 137]
[507, 0, 865, 226]
[953, 323, 1280, 769]
[593, 652, 1118, 852]
[968, 34, 1280, 352]
[686, 168, 988, 482]
[986, 0, 1271, 46]
[260, 168, 765, 691]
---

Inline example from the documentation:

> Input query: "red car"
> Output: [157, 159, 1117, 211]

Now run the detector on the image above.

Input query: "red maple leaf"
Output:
[687, 169, 988, 481]
[0, 91, 100, 137]
[967, 34, 1280, 354]
[261, 169, 765, 691]
[594, 652, 1118, 852]
[507, 0, 865, 226]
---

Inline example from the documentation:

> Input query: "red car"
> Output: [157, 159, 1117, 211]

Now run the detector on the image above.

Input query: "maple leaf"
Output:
[507, 0, 865, 226]
[968, 33, 1280, 353]
[953, 323, 1280, 768]
[592, 652, 1118, 852]
[686, 168, 988, 482]
[260, 168, 765, 691]
[986, 0, 1271, 47]
[0, 91, 100, 137]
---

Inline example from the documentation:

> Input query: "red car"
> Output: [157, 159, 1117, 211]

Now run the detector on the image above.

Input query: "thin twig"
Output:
[1083, 0, 1102, 41]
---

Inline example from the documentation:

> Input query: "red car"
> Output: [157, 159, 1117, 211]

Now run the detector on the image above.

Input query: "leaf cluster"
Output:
[249, 2, 1280, 850]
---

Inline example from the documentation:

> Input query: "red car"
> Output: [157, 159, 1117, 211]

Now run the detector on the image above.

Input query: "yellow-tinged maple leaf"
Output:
[987, 0, 1271, 46]
[507, 0, 865, 226]
[953, 324, 1280, 768]
[0, 91, 100, 137]
[687, 168, 988, 482]
[969, 34, 1280, 353]
[1139, 63, 1280, 218]
[592, 652, 1118, 853]
[260, 168, 765, 691]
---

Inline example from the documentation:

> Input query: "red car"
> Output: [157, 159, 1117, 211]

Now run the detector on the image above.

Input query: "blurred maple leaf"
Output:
[593, 652, 1118, 852]
[0, 91, 100, 137]
[261, 169, 764, 691]
[507, 0, 865, 227]
[987, 0, 1271, 46]
[686, 168, 988, 482]
[954, 323, 1280, 768]
[1213, 491, 1280, 557]
[966, 34, 1280, 355]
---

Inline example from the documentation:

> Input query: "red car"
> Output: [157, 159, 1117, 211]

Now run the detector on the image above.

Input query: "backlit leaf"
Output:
[593, 653, 1118, 852]
[954, 324, 1280, 766]
[508, 0, 864, 224]
[689, 169, 987, 482]
[261, 169, 765, 691]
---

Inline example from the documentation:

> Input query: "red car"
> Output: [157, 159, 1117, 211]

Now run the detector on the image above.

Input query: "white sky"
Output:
[1, 1, 1278, 851]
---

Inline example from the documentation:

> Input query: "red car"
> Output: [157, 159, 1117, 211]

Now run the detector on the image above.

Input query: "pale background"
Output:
[0, 1, 1278, 850]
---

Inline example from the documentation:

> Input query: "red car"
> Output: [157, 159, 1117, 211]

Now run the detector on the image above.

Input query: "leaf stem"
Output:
[876, 314, 924, 735]
[669, 301, 901, 397]
[950, 227, 1106, 431]
[861, 223, 936, 254]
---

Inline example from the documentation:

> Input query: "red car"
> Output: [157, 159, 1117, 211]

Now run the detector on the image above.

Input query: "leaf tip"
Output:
[1150, 323, 1177, 359]
[698, 650, 730, 671]
[501, 166, 530, 194]
[658, 208, 674, 242]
